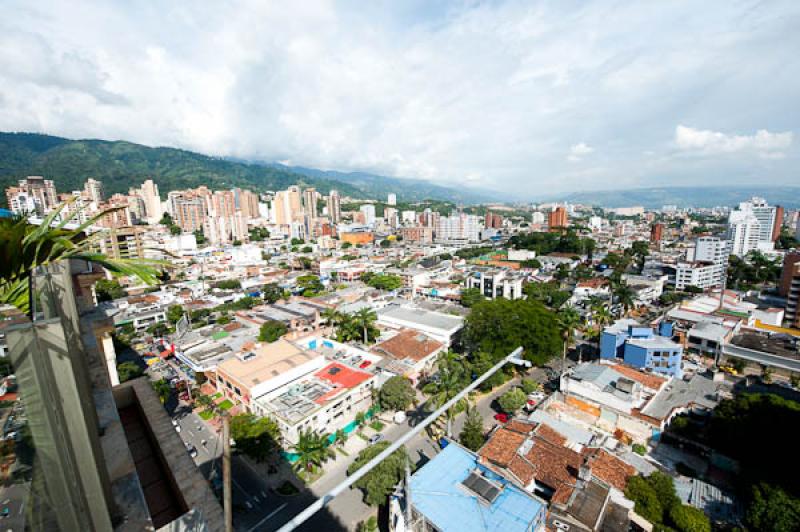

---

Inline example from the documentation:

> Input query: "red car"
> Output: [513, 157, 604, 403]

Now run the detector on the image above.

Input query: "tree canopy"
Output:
[258, 320, 288, 343]
[365, 274, 403, 291]
[95, 279, 127, 302]
[230, 413, 281, 463]
[624, 472, 709, 532]
[379, 376, 416, 411]
[459, 287, 485, 308]
[347, 441, 412, 506]
[459, 407, 485, 451]
[464, 298, 563, 365]
[498, 387, 527, 413]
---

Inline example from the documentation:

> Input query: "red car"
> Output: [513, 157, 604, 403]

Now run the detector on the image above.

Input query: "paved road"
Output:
[0, 482, 28, 531]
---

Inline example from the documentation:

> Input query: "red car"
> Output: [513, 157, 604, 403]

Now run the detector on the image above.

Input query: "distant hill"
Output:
[268, 164, 505, 204]
[0, 132, 495, 204]
[560, 186, 800, 209]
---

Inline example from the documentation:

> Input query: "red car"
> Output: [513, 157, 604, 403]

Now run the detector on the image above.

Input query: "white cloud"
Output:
[675, 125, 793, 158]
[0, 1, 798, 196]
[567, 143, 594, 162]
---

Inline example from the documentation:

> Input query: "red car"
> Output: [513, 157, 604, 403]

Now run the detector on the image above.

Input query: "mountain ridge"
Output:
[0, 132, 496, 204]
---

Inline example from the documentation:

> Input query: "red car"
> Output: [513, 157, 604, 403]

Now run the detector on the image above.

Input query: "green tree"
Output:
[292, 430, 335, 473]
[258, 320, 288, 343]
[613, 282, 636, 316]
[117, 361, 143, 383]
[230, 413, 282, 463]
[296, 274, 324, 297]
[353, 308, 379, 344]
[170, 224, 182, 235]
[151, 378, 171, 404]
[746, 483, 800, 532]
[520, 378, 541, 394]
[379, 239, 392, 248]
[95, 279, 127, 302]
[459, 407, 485, 451]
[0, 204, 162, 312]
[261, 283, 283, 304]
[347, 441, 412, 506]
[356, 516, 379, 532]
[146, 322, 170, 337]
[558, 305, 582, 367]
[342, 241, 353, 249]
[159, 212, 173, 226]
[625, 476, 663, 524]
[193, 229, 207, 245]
[213, 279, 242, 290]
[379, 376, 416, 411]
[422, 352, 471, 424]
[166, 304, 184, 324]
[668, 504, 711, 532]
[365, 274, 403, 291]
[460, 287, 485, 308]
[464, 298, 563, 366]
[498, 387, 527, 413]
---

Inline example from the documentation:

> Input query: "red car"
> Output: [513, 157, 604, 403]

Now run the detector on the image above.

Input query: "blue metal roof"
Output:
[0, 208, 13, 218]
[410, 443, 546, 532]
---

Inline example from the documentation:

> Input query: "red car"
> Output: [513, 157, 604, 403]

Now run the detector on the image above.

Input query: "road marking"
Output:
[247, 503, 288, 532]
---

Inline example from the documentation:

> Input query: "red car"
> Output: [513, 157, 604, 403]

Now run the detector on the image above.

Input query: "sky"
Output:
[1, 0, 799, 197]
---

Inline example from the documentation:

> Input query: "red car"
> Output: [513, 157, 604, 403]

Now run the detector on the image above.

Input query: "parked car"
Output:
[493, 413, 509, 423]
[1, 507, 9, 518]
[186, 443, 197, 458]
[368, 433, 384, 445]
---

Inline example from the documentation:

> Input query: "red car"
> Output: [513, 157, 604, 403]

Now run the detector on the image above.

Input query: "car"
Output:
[174, 424, 181, 433]
[493, 413, 509, 423]
[359, 361, 372, 369]
[368, 433, 384, 445]
[172, 418, 179, 426]
[186, 444, 198, 458]
[1, 507, 9, 518]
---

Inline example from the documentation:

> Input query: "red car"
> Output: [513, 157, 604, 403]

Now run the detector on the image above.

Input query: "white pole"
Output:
[275, 347, 525, 532]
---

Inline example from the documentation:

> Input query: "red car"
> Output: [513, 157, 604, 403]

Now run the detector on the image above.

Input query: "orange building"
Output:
[340, 231, 374, 245]
[548, 206, 568, 230]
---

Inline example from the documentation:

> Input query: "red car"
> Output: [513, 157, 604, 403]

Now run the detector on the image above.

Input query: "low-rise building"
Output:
[377, 304, 464, 347]
[389, 443, 548, 532]
[601, 320, 684, 378]
[464, 267, 524, 300]
[252, 361, 375, 445]
[214, 339, 326, 411]
[371, 329, 444, 385]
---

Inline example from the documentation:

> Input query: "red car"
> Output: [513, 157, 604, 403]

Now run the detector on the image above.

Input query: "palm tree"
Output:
[422, 352, 471, 436]
[613, 282, 635, 317]
[557, 306, 582, 374]
[334, 428, 348, 447]
[321, 307, 341, 328]
[292, 429, 335, 473]
[355, 411, 367, 431]
[353, 308, 378, 344]
[589, 303, 613, 358]
[0, 203, 163, 313]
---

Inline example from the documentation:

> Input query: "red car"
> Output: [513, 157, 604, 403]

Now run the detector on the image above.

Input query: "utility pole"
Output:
[223, 414, 233, 532]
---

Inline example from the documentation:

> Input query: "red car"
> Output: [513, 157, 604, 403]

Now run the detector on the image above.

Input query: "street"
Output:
[165, 357, 570, 531]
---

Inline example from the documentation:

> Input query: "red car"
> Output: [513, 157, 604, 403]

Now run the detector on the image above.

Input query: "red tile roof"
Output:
[610, 363, 667, 391]
[315, 362, 372, 389]
[581, 448, 636, 492]
[372, 329, 443, 362]
[479, 426, 528, 467]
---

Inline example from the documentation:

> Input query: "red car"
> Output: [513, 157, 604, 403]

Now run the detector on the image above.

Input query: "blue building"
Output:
[389, 443, 547, 532]
[600, 319, 683, 378]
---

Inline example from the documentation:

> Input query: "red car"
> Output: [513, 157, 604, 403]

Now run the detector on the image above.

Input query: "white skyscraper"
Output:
[387, 193, 397, 206]
[436, 213, 481, 242]
[139, 179, 163, 225]
[360, 204, 376, 225]
[727, 209, 761, 257]
[693, 236, 730, 287]
[727, 197, 777, 256]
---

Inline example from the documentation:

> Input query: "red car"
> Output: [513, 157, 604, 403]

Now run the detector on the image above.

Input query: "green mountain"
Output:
[560, 186, 800, 210]
[0, 132, 364, 198]
[0, 132, 496, 204]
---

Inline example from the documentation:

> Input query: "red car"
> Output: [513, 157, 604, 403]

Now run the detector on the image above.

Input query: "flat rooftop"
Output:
[378, 305, 463, 332]
[217, 339, 319, 388]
